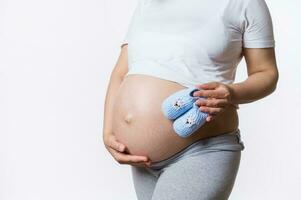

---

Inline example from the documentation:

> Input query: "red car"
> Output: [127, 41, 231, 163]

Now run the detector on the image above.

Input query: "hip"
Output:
[148, 129, 245, 170]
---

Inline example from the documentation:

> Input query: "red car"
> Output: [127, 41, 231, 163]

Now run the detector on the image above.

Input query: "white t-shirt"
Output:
[121, 0, 275, 88]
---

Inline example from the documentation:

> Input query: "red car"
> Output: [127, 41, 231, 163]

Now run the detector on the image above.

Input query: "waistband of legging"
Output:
[148, 129, 244, 169]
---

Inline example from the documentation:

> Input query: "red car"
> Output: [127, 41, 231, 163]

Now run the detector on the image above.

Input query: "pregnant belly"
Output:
[112, 74, 239, 162]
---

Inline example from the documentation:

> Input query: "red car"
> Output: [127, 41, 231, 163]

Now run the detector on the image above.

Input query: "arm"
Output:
[103, 0, 141, 133]
[193, 47, 279, 121]
[228, 0, 278, 104]
[228, 47, 279, 104]
[102, 45, 151, 167]
[102, 45, 129, 136]
[193, 0, 278, 121]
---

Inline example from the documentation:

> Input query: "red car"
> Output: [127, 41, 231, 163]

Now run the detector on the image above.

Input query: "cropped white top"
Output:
[121, 0, 275, 88]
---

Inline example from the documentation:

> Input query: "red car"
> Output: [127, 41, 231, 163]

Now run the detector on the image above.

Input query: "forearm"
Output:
[228, 70, 278, 105]
[102, 73, 124, 138]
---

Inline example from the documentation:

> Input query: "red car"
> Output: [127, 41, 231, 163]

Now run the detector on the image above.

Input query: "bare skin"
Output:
[102, 44, 278, 167]
[194, 47, 279, 119]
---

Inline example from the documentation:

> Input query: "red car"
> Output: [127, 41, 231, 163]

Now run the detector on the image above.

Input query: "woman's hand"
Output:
[193, 82, 234, 122]
[103, 132, 151, 167]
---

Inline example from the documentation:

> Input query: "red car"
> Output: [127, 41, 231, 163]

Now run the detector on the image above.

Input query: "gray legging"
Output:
[131, 129, 245, 200]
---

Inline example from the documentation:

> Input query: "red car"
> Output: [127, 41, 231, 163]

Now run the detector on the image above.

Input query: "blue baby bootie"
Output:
[161, 86, 200, 120]
[173, 102, 208, 138]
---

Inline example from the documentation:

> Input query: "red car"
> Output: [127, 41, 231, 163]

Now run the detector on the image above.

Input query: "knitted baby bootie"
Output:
[173, 101, 208, 138]
[161, 86, 200, 120]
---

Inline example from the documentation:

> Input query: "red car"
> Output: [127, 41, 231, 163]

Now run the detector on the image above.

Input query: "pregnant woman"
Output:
[103, 0, 278, 199]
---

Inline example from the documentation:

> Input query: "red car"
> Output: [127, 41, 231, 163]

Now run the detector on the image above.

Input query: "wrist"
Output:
[227, 83, 238, 105]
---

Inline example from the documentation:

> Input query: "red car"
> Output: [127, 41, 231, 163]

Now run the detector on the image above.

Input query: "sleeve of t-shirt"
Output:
[120, 1, 142, 48]
[242, 0, 275, 48]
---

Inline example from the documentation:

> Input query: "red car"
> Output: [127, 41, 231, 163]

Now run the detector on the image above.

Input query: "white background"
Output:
[0, 0, 300, 199]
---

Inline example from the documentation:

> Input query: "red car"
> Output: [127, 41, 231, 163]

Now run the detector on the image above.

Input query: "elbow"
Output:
[110, 71, 125, 83]
[110, 66, 127, 82]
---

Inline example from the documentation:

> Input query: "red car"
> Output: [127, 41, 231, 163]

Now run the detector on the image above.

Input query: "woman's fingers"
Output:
[195, 82, 219, 90]
[199, 106, 224, 115]
[193, 90, 222, 99]
[109, 148, 150, 165]
[105, 134, 126, 152]
[195, 98, 228, 108]
[194, 89, 229, 99]
[193, 82, 232, 122]
[131, 160, 152, 167]
[104, 135, 152, 166]
[206, 115, 215, 122]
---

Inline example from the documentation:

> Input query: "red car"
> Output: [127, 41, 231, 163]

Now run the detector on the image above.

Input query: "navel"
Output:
[124, 113, 133, 124]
